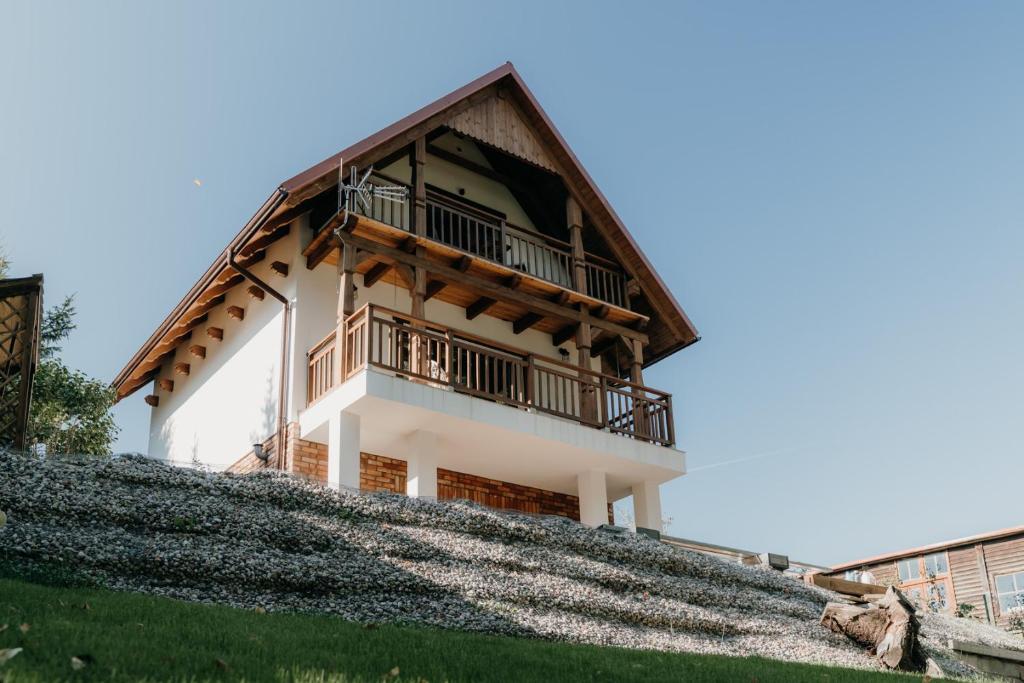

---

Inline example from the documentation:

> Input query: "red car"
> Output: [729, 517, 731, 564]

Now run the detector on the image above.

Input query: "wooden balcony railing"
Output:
[346, 173, 627, 308]
[307, 304, 675, 447]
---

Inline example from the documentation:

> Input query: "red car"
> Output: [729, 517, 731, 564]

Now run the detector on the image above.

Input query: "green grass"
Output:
[0, 575, 927, 683]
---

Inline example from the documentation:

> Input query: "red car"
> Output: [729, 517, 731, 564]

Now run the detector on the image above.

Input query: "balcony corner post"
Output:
[567, 196, 587, 294]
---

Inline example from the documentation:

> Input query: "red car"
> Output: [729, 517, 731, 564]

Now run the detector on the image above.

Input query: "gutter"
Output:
[112, 189, 288, 396]
[226, 244, 292, 471]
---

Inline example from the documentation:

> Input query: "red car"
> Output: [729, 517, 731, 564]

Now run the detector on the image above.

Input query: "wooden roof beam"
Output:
[363, 261, 392, 287]
[425, 280, 447, 301]
[513, 312, 543, 334]
[239, 224, 289, 257]
[466, 296, 496, 320]
[590, 333, 619, 358]
[336, 231, 649, 343]
[552, 324, 578, 347]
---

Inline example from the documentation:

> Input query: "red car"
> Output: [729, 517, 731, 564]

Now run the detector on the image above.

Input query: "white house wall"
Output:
[147, 230, 299, 469]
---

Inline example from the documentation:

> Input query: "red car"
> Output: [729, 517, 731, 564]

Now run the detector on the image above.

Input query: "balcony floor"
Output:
[298, 367, 685, 501]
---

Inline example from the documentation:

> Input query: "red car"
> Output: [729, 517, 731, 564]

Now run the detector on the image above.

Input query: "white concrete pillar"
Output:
[577, 470, 608, 528]
[327, 411, 361, 491]
[632, 481, 663, 533]
[406, 430, 438, 498]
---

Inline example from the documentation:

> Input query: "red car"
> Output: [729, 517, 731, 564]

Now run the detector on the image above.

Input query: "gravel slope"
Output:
[1, 453, 1018, 675]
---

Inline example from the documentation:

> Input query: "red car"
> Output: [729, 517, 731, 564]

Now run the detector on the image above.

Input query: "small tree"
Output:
[27, 295, 119, 455]
[955, 603, 976, 618]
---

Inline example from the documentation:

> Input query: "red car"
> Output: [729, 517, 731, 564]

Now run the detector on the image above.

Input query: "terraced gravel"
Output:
[1, 452, 1019, 676]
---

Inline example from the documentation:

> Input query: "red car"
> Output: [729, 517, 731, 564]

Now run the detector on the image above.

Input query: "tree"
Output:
[1, 245, 119, 455]
[27, 295, 119, 455]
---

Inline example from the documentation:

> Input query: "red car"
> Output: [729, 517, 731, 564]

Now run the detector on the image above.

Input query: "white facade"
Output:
[145, 156, 684, 531]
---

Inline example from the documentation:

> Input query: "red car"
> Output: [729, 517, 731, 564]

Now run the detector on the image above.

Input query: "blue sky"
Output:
[3, 1, 1022, 564]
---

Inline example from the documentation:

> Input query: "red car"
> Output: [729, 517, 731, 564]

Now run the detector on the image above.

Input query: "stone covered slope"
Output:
[0, 454, 1013, 673]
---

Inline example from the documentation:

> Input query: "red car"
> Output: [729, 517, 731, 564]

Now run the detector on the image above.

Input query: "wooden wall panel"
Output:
[446, 93, 557, 173]
[949, 546, 986, 613]
[982, 535, 1024, 622]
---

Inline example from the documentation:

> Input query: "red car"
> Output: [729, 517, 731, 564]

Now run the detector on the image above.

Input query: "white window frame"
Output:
[995, 571, 1024, 614]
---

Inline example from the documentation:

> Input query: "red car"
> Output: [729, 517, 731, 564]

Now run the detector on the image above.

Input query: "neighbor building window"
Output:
[895, 552, 954, 614]
[995, 572, 1024, 613]
[924, 552, 948, 578]
[897, 558, 921, 582]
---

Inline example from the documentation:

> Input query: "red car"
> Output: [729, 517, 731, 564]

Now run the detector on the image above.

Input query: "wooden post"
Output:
[576, 307, 597, 423]
[337, 241, 356, 384]
[567, 196, 586, 294]
[410, 138, 428, 374]
[567, 196, 597, 422]
[630, 338, 648, 440]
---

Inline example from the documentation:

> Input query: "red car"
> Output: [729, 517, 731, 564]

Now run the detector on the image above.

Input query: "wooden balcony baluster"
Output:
[309, 304, 675, 446]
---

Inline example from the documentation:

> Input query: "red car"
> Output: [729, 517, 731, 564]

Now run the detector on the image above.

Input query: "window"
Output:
[895, 552, 954, 614]
[927, 582, 949, 612]
[844, 570, 860, 582]
[924, 552, 948, 578]
[995, 572, 1024, 613]
[897, 558, 921, 582]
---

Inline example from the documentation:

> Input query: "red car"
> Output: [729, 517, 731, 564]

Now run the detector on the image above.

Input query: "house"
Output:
[824, 525, 1024, 627]
[112, 63, 699, 533]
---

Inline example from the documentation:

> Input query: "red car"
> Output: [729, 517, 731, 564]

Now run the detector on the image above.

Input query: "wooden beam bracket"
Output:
[466, 296, 497, 320]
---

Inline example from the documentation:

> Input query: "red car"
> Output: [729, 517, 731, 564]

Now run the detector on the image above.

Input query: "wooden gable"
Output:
[445, 92, 558, 173]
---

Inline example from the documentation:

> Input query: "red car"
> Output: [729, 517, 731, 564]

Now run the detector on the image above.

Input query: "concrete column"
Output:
[406, 430, 438, 498]
[577, 470, 608, 528]
[632, 481, 663, 533]
[327, 411, 360, 491]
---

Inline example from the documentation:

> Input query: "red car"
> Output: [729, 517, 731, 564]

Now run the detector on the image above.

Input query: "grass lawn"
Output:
[0, 574, 927, 683]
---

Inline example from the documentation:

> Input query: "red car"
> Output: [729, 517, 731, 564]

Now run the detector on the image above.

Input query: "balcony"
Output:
[346, 172, 629, 309]
[308, 304, 676, 447]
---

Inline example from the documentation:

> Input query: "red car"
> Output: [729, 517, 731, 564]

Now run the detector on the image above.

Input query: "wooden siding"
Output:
[984, 536, 1024, 624]
[828, 530, 1024, 627]
[446, 92, 557, 173]
[949, 545, 988, 617]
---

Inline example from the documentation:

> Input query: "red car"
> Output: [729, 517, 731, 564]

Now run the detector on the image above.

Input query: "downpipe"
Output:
[225, 194, 292, 470]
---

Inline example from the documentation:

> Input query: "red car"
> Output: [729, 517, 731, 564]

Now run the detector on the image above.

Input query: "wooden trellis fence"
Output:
[0, 274, 43, 450]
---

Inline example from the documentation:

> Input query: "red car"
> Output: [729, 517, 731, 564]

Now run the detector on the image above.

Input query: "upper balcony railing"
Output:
[345, 172, 628, 308]
[307, 304, 675, 447]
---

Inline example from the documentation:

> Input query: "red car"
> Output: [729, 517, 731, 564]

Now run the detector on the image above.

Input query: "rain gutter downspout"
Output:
[226, 190, 291, 470]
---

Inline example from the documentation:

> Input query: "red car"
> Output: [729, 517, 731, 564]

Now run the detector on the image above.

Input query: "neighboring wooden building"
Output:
[112, 64, 700, 531]
[825, 525, 1024, 628]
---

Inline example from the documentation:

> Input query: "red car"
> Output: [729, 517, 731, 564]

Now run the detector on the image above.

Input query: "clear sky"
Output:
[3, 1, 1022, 565]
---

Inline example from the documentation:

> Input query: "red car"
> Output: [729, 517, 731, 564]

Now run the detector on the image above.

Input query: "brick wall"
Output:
[361, 452, 407, 492]
[437, 467, 584, 520]
[225, 422, 327, 480]
[228, 439, 612, 524]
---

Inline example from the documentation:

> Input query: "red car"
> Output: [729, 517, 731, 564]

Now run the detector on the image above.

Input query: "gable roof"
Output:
[113, 63, 698, 400]
[281, 62, 698, 359]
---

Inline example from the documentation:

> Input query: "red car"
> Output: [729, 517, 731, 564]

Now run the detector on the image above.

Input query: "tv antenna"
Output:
[336, 158, 409, 231]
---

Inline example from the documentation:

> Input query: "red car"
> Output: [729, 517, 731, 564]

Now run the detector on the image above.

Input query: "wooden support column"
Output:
[577, 307, 598, 423]
[410, 137, 428, 320]
[568, 196, 598, 421]
[336, 241, 356, 383]
[409, 138, 428, 375]
[630, 338, 648, 440]
[630, 338, 644, 386]
[567, 196, 587, 295]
